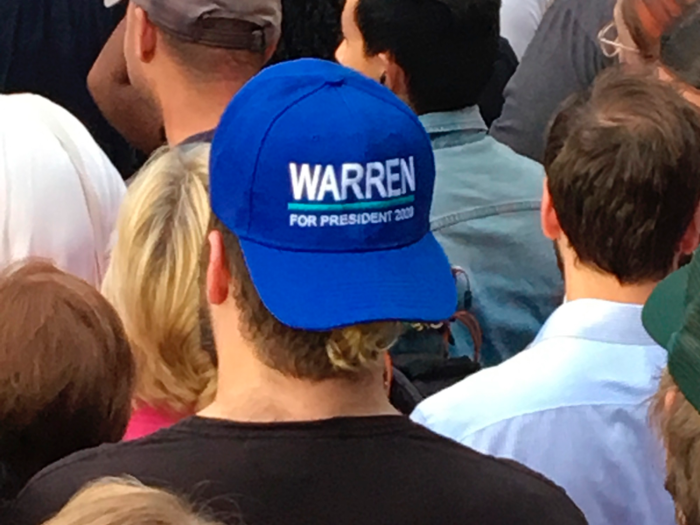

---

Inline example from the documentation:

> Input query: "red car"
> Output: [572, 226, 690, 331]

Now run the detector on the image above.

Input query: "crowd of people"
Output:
[3, 0, 700, 523]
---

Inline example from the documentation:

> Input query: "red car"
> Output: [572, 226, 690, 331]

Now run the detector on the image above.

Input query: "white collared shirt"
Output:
[412, 299, 675, 525]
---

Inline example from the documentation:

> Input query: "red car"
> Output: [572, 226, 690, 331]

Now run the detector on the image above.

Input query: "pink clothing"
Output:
[123, 405, 181, 441]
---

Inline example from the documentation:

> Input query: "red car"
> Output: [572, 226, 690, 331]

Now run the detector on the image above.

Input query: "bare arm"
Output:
[88, 19, 164, 154]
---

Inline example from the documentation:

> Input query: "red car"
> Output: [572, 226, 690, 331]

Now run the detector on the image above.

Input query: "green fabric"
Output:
[643, 253, 700, 413]
[643, 265, 689, 348]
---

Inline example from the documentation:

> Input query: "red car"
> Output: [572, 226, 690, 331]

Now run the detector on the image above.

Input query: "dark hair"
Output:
[355, 0, 500, 114]
[544, 68, 700, 283]
[543, 91, 590, 169]
[268, 0, 344, 65]
[0, 261, 134, 501]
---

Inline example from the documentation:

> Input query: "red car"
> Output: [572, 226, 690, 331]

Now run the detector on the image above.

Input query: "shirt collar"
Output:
[532, 299, 659, 347]
[418, 106, 487, 135]
[179, 129, 216, 146]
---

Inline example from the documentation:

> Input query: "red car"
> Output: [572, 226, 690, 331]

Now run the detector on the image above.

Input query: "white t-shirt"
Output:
[501, 0, 553, 59]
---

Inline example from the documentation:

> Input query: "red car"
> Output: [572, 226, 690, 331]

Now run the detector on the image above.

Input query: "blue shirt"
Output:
[412, 299, 675, 525]
[421, 107, 562, 365]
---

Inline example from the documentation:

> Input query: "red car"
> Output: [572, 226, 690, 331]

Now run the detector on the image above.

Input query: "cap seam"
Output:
[245, 82, 337, 233]
[142, 15, 271, 52]
[347, 78, 430, 144]
[239, 228, 433, 253]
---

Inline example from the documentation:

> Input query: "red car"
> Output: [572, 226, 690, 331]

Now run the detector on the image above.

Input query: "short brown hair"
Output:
[0, 261, 134, 499]
[543, 91, 589, 169]
[207, 215, 402, 381]
[544, 68, 700, 283]
[161, 31, 266, 83]
[650, 368, 700, 525]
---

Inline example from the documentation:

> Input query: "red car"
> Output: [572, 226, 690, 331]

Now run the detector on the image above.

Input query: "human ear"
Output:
[541, 179, 562, 241]
[207, 230, 232, 306]
[133, 6, 157, 63]
[679, 205, 700, 256]
[378, 53, 408, 99]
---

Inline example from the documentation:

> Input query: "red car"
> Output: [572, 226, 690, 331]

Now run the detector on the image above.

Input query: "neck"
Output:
[158, 78, 247, 146]
[564, 262, 658, 305]
[198, 340, 398, 423]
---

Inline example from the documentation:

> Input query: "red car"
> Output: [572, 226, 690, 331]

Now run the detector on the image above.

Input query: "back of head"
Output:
[208, 217, 404, 380]
[0, 261, 134, 500]
[0, 94, 125, 287]
[124, 0, 282, 88]
[208, 59, 456, 383]
[41, 478, 221, 525]
[268, 0, 343, 65]
[545, 68, 700, 283]
[355, 0, 500, 114]
[158, 32, 268, 85]
[102, 145, 215, 416]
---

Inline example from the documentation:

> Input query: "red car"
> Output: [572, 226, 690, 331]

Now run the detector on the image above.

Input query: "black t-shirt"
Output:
[11, 416, 586, 525]
[180, 129, 217, 146]
[0, 0, 140, 177]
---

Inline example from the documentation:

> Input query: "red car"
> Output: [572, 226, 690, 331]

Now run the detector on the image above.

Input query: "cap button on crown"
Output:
[326, 76, 346, 87]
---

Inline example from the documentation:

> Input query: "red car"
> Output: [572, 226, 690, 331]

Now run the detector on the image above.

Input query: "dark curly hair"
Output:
[268, 0, 344, 65]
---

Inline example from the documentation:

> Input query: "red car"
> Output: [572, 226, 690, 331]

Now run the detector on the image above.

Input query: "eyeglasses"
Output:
[598, 21, 638, 58]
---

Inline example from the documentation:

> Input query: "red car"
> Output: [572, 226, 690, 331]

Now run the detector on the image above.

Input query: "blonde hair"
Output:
[102, 145, 216, 416]
[208, 215, 403, 381]
[41, 477, 223, 525]
[651, 368, 700, 525]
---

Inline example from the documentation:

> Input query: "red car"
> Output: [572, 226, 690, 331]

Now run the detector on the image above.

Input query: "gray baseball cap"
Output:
[104, 0, 281, 52]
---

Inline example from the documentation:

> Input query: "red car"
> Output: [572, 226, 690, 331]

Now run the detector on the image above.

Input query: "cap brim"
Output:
[643, 264, 689, 349]
[239, 233, 458, 331]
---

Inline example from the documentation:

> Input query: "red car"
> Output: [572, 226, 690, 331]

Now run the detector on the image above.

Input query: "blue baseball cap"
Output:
[210, 59, 456, 331]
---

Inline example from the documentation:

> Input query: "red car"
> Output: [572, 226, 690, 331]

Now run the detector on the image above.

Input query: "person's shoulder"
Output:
[12, 424, 193, 525]
[28, 440, 125, 482]
[542, 0, 614, 39]
[434, 128, 544, 196]
[27, 420, 198, 485]
[412, 341, 572, 439]
[11, 442, 122, 525]
[482, 135, 545, 176]
[485, 456, 588, 524]
[407, 423, 587, 524]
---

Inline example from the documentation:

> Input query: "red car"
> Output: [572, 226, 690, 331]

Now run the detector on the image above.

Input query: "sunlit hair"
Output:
[651, 368, 700, 525]
[102, 145, 216, 416]
[207, 214, 403, 380]
[41, 477, 223, 525]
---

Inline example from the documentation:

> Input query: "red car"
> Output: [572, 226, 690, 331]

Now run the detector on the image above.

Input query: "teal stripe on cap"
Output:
[288, 195, 415, 212]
